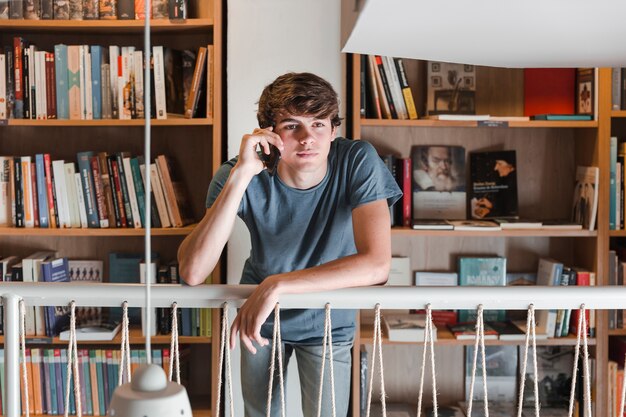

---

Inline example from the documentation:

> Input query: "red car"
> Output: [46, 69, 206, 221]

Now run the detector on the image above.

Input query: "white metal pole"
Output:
[3, 294, 21, 417]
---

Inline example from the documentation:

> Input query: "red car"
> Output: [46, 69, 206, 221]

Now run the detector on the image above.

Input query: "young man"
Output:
[177, 72, 401, 417]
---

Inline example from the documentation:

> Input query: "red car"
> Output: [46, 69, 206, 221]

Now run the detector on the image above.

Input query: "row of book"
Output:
[0, 252, 211, 339]
[384, 256, 596, 340]
[609, 337, 626, 417]
[0, 347, 187, 416]
[360, 345, 595, 417]
[0, 151, 193, 229]
[360, 54, 418, 120]
[362, 60, 596, 121]
[1, 38, 212, 120]
[608, 248, 626, 330]
[381, 146, 598, 231]
[0, 0, 187, 20]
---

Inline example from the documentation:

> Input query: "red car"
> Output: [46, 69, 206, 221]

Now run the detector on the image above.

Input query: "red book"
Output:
[401, 158, 412, 227]
[43, 154, 57, 228]
[90, 155, 109, 228]
[523, 68, 576, 116]
[570, 269, 591, 336]
[109, 157, 127, 228]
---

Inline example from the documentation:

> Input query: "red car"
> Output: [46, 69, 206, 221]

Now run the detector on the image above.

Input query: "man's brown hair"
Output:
[257, 72, 342, 129]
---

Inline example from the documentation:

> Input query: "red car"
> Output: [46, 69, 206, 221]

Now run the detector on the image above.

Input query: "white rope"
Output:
[169, 302, 181, 383]
[64, 301, 82, 417]
[118, 301, 131, 386]
[216, 303, 234, 417]
[516, 305, 540, 417]
[19, 299, 30, 417]
[568, 304, 592, 417]
[316, 303, 337, 417]
[266, 303, 286, 417]
[365, 304, 387, 417]
[466, 305, 489, 417]
[416, 304, 438, 417]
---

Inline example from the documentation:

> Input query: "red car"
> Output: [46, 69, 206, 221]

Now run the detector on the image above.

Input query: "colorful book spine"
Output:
[76, 151, 100, 228]
[34, 154, 49, 227]
[67, 45, 81, 120]
[91, 45, 102, 119]
[43, 153, 57, 228]
[611, 136, 617, 229]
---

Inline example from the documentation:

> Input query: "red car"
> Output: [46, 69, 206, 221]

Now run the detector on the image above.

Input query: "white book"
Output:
[383, 314, 436, 342]
[383, 56, 408, 119]
[0, 156, 12, 226]
[386, 257, 411, 286]
[153, 45, 167, 119]
[34, 50, 41, 119]
[60, 322, 120, 341]
[133, 50, 144, 119]
[21, 156, 34, 228]
[27, 46, 36, 119]
[52, 160, 71, 228]
[79, 45, 86, 120]
[122, 157, 142, 228]
[0, 54, 6, 119]
[64, 162, 81, 228]
[74, 172, 88, 228]
[414, 271, 458, 286]
[109, 45, 119, 119]
[84, 48, 93, 120]
[427, 114, 491, 121]
[149, 162, 171, 227]
[118, 47, 128, 120]
[22, 251, 56, 336]
[446, 219, 501, 231]
[37, 51, 47, 119]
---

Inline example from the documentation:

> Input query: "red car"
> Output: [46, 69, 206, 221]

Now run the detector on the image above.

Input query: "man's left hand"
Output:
[230, 276, 281, 353]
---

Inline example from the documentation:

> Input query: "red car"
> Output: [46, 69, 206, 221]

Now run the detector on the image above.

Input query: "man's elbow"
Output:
[178, 260, 206, 286]
[371, 256, 391, 285]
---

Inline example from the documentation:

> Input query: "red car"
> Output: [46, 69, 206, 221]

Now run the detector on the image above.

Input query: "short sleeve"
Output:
[347, 141, 403, 209]
[205, 157, 245, 216]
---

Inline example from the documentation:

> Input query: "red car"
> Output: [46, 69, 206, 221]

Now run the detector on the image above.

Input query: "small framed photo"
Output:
[431, 76, 442, 87]
[576, 68, 594, 116]
[464, 65, 474, 72]
[431, 62, 441, 72]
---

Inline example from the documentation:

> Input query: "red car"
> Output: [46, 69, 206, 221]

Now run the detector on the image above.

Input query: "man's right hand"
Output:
[236, 127, 284, 177]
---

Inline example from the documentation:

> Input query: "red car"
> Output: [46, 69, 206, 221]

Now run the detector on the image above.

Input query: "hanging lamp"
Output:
[106, 2, 193, 415]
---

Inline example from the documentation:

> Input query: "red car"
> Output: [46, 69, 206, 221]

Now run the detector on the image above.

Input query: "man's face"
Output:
[426, 147, 452, 180]
[273, 112, 336, 176]
[494, 160, 514, 177]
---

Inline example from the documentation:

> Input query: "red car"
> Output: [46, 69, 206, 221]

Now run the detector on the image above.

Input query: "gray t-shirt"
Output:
[206, 137, 402, 344]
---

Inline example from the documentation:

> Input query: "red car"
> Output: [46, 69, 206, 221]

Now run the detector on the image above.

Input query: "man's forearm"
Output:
[266, 252, 391, 297]
[178, 166, 253, 285]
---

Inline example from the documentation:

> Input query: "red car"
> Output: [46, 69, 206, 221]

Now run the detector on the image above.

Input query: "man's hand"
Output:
[230, 276, 281, 353]
[236, 127, 284, 177]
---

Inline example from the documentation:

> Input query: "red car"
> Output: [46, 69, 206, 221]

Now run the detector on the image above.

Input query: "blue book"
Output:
[95, 350, 105, 416]
[35, 154, 50, 228]
[90, 45, 102, 120]
[610, 136, 617, 230]
[458, 257, 507, 323]
[41, 258, 70, 336]
[46, 349, 57, 415]
[80, 349, 93, 415]
[109, 252, 158, 323]
[54, 44, 69, 119]
[130, 157, 146, 227]
[76, 151, 100, 228]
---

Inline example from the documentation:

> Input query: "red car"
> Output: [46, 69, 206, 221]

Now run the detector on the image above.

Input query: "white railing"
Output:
[2, 282, 625, 417]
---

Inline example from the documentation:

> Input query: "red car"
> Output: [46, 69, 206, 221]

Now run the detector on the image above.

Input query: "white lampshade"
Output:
[341, 0, 626, 68]
[107, 364, 192, 417]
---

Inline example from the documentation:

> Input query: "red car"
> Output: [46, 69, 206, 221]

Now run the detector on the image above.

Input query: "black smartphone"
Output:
[259, 124, 281, 175]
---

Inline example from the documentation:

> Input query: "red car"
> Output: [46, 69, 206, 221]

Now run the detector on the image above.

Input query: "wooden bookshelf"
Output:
[2, 327, 211, 345]
[349, 55, 609, 417]
[0, 0, 224, 415]
[0, 225, 197, 236]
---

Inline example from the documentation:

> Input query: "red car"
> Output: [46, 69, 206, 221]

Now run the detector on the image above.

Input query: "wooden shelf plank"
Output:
[611, 110, 626, 118]
[359, 118, 598, 128]
[609, 230, 626, 237]
[2, 117, 212, 126]
[391, 227, 596, 237]
[0, 224, 197, 236]
[360, 324, 596, 346]
[8, 327, 211, 345]
[608, 329, 626, 336]
[0, 18, 214, 33]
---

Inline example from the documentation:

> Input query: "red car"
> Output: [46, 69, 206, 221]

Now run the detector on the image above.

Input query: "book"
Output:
[495, 218, 542, 229]
[427, 61, 476, 115]
[427, 114, 489, 121]
[575, 68, 594, 116]
[383, 313, 436, 342]
[411, 219, 454, 230]
[486, 320, 526, 341]
[448, 322, 498, 340]
[386, 257, 411, 286]
[414, 271, 458, 286]
[571, 166, 599, 231]
[523, 69, 575, 117]
[458, 257, 506, 322]
[446, 220, 501, 231]
[540, 219, 583, 230]
[530, 114, 593, 121]
[411, 145, 466, 220]
[59, 322, 120, 341]
[184, 46, 207, 119]
[469, 150, 518, 219]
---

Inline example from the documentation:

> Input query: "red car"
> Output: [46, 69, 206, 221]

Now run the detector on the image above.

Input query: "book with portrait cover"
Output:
[571, 165, 599, 231]
[411, 145, 466, 220]
[469, 150, 518, 220]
